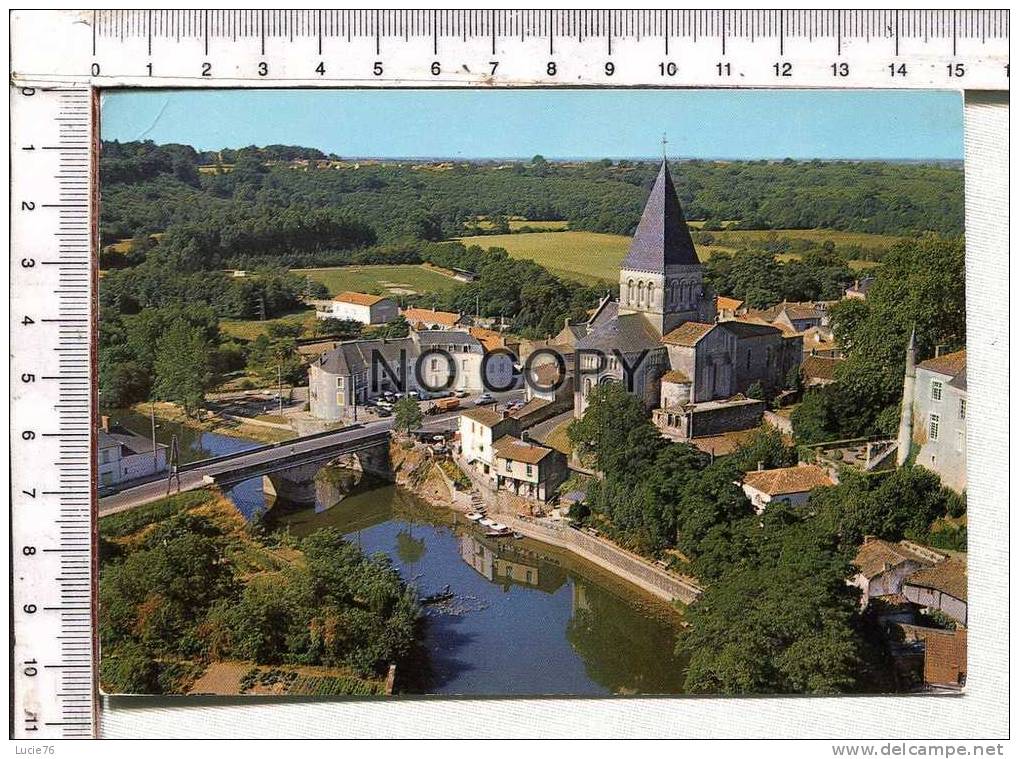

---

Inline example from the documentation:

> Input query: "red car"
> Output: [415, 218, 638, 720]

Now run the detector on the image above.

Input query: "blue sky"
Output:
[102, 89, 962, 160]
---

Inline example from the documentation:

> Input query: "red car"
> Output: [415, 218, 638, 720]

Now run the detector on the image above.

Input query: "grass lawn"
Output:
[295, 264, 460, 297]
[219, 308, 318, 341]
[458, 230, 630, 284]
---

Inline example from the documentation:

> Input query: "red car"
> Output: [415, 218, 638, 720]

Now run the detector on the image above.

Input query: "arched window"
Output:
[647, 282, 655, 308]
[627, 279, 635, 303]
[637, 281, 645, 306]
[584, 378, 592, 398]
[671, 279, 679, 306]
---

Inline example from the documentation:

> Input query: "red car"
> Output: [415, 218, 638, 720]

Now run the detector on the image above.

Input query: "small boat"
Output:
[479, 518, 496, 528]
[489, 522, 509, 533]
[465, 512, 485, 522]
[512, 532, 524, 540]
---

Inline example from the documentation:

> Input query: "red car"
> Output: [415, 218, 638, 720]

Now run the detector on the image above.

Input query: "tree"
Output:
[393, 397, 423, 434]
[152, 318, 212, 417]
[680, 508, 866, 694]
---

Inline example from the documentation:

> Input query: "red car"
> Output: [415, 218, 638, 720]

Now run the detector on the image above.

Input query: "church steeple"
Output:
[621, 158, 700, 273]
[618, 153, 714, 336]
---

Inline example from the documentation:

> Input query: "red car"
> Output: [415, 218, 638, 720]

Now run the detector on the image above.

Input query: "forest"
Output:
[100, 140, 963, 247]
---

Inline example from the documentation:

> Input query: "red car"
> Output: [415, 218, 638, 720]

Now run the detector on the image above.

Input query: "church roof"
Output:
[575, 312, 663, 354]
[622, 160, 700, 273]
[662, 321, 715, 347]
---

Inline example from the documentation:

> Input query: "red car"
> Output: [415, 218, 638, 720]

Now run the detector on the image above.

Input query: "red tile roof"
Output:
[401, 307, 462, 328]
[917, 350, 966, 378]
[801, 355, 843, 382]
[493, 435, 557, 465]
[924, 628, 966, 688]
[334, 291, 389, 306]
[906, 556, 968, 602]
[741, 464, 834, 496]
[661, 369, 691, 384]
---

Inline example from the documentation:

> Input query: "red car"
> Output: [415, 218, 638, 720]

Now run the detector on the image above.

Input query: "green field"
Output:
[219, 308, 317, 341]
[295, 264, 460, 298]
[460, 228, 893, 284]
[458, 231, 630, 283]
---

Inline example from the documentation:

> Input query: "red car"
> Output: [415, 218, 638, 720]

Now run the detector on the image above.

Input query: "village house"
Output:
[851, 537, 946, 607]
[308, 329, 487, 420]
[457, 406, 518, 479]
[319, 291, 398, 325]
[738, 463, 834, 513]
[98, 417, 168, 489]
[714, 295, 745, 320]
[903, 555, 968, 627]
[491, 435, 569, 502]
[401, 306, 469, 330]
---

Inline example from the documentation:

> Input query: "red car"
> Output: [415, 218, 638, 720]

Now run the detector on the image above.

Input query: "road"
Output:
[98, 388, 523, 517]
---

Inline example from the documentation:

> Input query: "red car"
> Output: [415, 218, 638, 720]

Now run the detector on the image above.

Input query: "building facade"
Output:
[320, 291, 398, 324]
[98, 419, 168, 488]
[911, 350, 967, 493]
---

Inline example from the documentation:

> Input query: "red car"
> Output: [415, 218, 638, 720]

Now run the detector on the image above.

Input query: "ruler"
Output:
[5, 7, 1009, 742]
[10, 84, 96, 739]
[11, 9, 1010, 89]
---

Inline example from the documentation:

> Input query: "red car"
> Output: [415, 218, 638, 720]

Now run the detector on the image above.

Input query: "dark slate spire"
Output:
[622, 159, 700, 272]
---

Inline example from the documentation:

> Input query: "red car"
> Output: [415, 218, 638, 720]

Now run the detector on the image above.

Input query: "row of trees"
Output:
[100, 508, 421, 694]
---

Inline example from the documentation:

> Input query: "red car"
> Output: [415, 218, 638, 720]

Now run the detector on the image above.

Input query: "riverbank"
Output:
[126, 401, 296, 445]
[389, 438, 700, 609]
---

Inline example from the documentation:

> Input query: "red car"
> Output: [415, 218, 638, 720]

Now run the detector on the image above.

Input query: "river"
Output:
[108, 412, 689, 695]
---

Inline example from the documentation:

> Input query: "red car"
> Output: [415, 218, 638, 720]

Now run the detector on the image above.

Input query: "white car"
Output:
[475, 393, 495, 405]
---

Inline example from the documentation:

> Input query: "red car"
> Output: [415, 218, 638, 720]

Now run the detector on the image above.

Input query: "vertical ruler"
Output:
[10, 86, 97, 739]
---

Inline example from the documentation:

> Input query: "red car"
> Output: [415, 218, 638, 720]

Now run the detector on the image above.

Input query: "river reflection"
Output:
[255, 472, 689, 696]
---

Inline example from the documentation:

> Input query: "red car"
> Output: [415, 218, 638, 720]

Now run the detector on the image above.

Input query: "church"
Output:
[563, 158, 803, 441]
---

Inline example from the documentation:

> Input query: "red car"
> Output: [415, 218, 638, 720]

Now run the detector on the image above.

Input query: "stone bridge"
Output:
[208, 430, 392, 504]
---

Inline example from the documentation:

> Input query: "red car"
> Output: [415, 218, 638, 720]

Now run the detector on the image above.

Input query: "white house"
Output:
[320, 291, 398, 325]
[457, 406, 517, 479]
[98, 419, 168, 489]
[739, 463, 834, 514]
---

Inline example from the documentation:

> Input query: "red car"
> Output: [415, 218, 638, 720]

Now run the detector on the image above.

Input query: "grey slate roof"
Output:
[621, 160, 700, 273]
[317, 337, 417, 376]
[575, 312, 664, 354]
[413, 330, 482, 351]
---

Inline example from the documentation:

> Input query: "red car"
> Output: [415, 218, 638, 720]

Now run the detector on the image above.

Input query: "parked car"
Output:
[475, 393, 495, 405]
[374, 407, 392, 418]
[408, 390, 421, 400]
[506, 400, 525, 411]
[454, 388, 469, 398]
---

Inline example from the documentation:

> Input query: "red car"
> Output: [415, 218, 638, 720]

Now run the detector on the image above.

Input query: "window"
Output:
[929, 413, 940, 441]
[959, 398, 967, 419]
[955, 429, 964, 453]
[431, 358, 439, 371]
[931, 380, 943, 402]
[526, 464, 533, 477]
[746, 350, 752, 370]
[505, 460, 512, 472]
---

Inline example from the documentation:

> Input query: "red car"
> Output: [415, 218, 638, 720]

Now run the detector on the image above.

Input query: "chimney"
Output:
[502, 410, 511, 420]
[757, 460, 765, 471]
[100, 415, 110, 432]
[564, 316, 571, 329]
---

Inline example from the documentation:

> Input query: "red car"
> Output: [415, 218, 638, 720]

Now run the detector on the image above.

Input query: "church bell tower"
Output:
[618, 148, 715, 335]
